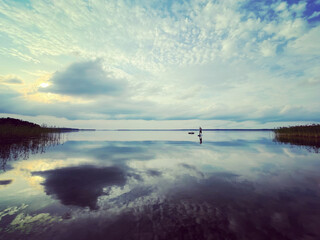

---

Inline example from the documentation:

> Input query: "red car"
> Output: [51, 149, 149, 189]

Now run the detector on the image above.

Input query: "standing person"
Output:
[199, 127, 203, 144]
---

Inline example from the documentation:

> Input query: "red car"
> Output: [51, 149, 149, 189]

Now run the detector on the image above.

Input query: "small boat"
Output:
[188, 132, 195, 134]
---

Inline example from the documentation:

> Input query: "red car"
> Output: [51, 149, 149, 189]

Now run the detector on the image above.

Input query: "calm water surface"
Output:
[0, 131, 320, 240]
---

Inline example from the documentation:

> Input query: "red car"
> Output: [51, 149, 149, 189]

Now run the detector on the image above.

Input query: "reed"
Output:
[274, 124, 320, 152]
[0, 117, 79, 170]
[0, 131, 62, 171]
[0, 118, 65, 170]
[274, 124, 320, 139]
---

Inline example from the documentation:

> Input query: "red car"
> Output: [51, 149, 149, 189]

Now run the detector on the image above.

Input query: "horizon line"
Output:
[94, 128, 274, 131]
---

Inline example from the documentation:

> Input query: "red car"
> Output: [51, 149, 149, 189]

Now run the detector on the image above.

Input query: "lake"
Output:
[0, 130, 320, 240]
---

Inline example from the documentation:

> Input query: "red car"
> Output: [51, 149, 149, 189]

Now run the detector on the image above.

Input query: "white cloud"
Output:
[0, 0, 312, 69]
[290, 1, 306, 16]
[308, 11, 320, 19]
[287, 25, 320, 55]
[275, 2, 288, 12]
[1, 113, 317, 130]
[0, 0, 319, 124]
[260, 40, 277, 57]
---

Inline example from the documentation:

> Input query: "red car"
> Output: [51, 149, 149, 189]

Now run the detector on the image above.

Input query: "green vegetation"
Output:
[0, 131, 62, 171]
[0, 117, 78, 170]
[274, 124, 320, 138]
[0, 117, 78, 139]
[274, 124, 320, 152]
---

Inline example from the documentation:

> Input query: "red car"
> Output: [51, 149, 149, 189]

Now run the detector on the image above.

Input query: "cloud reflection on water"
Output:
[24, 168, 320, 240]
[33, 165, 127, 210]
[1, 131, 320, 239]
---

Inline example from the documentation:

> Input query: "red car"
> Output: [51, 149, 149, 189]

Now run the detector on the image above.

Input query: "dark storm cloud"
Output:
[33, 165, 127, 209]
[40, 60, 127, 97]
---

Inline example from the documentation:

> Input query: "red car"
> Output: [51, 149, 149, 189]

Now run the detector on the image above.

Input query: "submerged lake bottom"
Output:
[0, 130, 320, 240]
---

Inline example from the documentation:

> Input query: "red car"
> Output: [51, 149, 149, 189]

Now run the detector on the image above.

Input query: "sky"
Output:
[0, 0, 320, 129]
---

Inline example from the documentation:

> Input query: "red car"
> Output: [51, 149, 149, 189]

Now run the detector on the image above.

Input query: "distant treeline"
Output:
[0, 117, 79, 139]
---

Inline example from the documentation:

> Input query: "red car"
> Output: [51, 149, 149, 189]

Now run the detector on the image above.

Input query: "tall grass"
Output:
[1, 124, 57, 139]
[274, 124, 320, 152]
[0, 132, 62, 171]
[274, 124, 320, 139]
[0, 117, 76, 170]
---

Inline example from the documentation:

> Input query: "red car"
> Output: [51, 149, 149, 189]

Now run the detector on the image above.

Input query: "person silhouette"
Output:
[198, 127, 203, 144]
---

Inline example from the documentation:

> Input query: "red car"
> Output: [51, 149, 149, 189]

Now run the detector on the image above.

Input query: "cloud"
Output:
[0, 180, 12, 185]
[290, 2, 306, 16]
[308, 11, 320, 19]
[5, 78, 23, 84]
[286, 25, 320, 55]
[1, 62, 320, 124]
[40, 60, 127, 97]
[0, 75, 23, 84]
[0, 85, 22, 113]
[275, 1, 288, 12]
[0, 0, 319, 125]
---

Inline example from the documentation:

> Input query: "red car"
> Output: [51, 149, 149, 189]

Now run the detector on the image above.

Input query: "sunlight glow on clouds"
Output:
[39, 83, 49, 88]
[0, 0, 319, 128]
